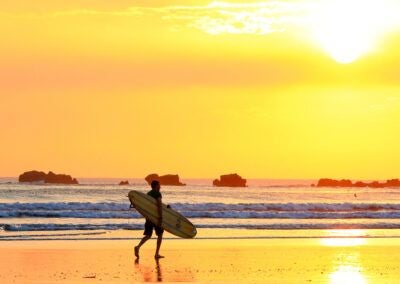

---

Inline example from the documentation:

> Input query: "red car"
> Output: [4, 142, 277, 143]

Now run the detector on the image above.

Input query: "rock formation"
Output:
[213, 173, 247, 187]
[316, 178, 400, 188]
[145, 174, 185, 186]
[119, 180, 129, 185]
[18, 170, 47, 183]
[19, 170, 79, 184]
[317, 178, 352, 187]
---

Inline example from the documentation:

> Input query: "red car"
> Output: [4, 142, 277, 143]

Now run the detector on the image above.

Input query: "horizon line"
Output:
[0, 176, 318, 180]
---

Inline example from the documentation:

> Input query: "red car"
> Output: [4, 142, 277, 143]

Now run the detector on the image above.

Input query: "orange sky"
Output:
[1, 0, 400, 179]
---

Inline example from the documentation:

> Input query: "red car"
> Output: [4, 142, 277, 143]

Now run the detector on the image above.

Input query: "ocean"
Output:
[1, 177, 400, 240]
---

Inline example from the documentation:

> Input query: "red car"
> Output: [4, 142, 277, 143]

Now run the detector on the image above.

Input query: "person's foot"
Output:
[154, 255, 165, 259]
[134, 246, 140, 258]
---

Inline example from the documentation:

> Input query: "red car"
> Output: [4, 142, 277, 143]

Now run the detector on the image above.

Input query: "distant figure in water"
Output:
[135, 180, 165, 259]
[354, 193, 357, 198]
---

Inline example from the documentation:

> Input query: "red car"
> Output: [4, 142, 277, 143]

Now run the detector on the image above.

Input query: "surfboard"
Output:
[128, 190, 197, 239]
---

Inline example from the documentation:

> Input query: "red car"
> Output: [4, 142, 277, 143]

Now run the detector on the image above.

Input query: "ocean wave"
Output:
[2, 202, 400, 220]
[0, 202, 129, 211]
[0, 210, 139, 219]
[3, 202, 400, 212]
[0, 223, 141, 231]
[4, 222, 400, 232]
[4, 210, 400, 219]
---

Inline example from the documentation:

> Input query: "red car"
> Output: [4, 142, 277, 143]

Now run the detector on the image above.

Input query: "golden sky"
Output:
[1, 0, 400, 179]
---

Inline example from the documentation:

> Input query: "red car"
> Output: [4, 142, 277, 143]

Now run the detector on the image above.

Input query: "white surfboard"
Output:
[128, 190, 197, 239]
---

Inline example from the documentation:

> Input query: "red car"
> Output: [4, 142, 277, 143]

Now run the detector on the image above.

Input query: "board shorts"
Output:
[144, 219, 164, 237]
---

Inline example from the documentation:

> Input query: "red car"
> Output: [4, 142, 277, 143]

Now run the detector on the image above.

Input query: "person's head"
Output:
[151, 180, 161, 191]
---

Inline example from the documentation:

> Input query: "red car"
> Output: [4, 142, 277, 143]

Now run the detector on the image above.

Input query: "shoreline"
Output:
[2, 231, 400, 283]
[4, 228, 400, 241]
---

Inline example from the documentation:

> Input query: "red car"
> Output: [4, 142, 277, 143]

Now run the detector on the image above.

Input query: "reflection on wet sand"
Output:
[134, 257, 194, 282]
[321, 237, 366, 247]
[322, 230, 367, 247]
[134, 259, 154, 282]
[155, 259, 162, 282]
[330, 265, 366, 284]
[321, 232, 367, 284]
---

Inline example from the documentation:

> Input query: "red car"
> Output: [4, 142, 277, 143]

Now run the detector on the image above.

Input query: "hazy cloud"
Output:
[137, 1, 307, 35]
[1, 1, 307, 35]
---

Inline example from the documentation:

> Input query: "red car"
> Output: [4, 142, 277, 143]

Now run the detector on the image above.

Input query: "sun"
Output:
[308, 0, 393, 64]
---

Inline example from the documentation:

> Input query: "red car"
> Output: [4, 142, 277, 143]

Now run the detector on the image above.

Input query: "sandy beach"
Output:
[1, 229, 400, 283]
[3, 0, 400, 282]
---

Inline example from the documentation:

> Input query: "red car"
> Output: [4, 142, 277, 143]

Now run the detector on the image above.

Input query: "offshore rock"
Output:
[213, 173, 247, 187]
[316, 178, 400, 188]
[145, 174, 185, 186]
[19, 170, 79, 184]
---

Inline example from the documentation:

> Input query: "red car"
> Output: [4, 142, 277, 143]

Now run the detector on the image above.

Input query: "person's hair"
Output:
[151, 180, 160, 189]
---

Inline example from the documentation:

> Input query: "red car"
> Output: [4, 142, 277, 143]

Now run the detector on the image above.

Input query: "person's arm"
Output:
[157, 197, 162, 227]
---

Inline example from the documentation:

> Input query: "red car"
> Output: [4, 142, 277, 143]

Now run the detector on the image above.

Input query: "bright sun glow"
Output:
[321, 238, 366, 247]
[325, 229, 366, 238]
[321, 229, 367, 246]
[309, 0, 394, 64]
[330, 265, 366, 284]
[190, 1, 400, 64]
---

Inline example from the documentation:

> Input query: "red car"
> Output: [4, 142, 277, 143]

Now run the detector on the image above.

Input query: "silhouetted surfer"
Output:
[135, 180, 164, 259]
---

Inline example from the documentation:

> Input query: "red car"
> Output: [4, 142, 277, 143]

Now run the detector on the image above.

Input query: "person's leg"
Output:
[137, 235, 151, 248]
[155, 233, 164, 258]
[135, 220, 153, 258]
[155, 227, 164, 259]
[135, 235, 150, 258]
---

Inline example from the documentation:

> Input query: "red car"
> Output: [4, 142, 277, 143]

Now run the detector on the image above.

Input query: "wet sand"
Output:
[1, 230, 400, 283]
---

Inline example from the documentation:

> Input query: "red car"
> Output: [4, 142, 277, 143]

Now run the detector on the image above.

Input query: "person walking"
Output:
[134, 180, 164, 259]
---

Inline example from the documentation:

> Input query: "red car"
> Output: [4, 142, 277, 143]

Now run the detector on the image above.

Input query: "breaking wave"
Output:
[2, 202, 400, 220]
